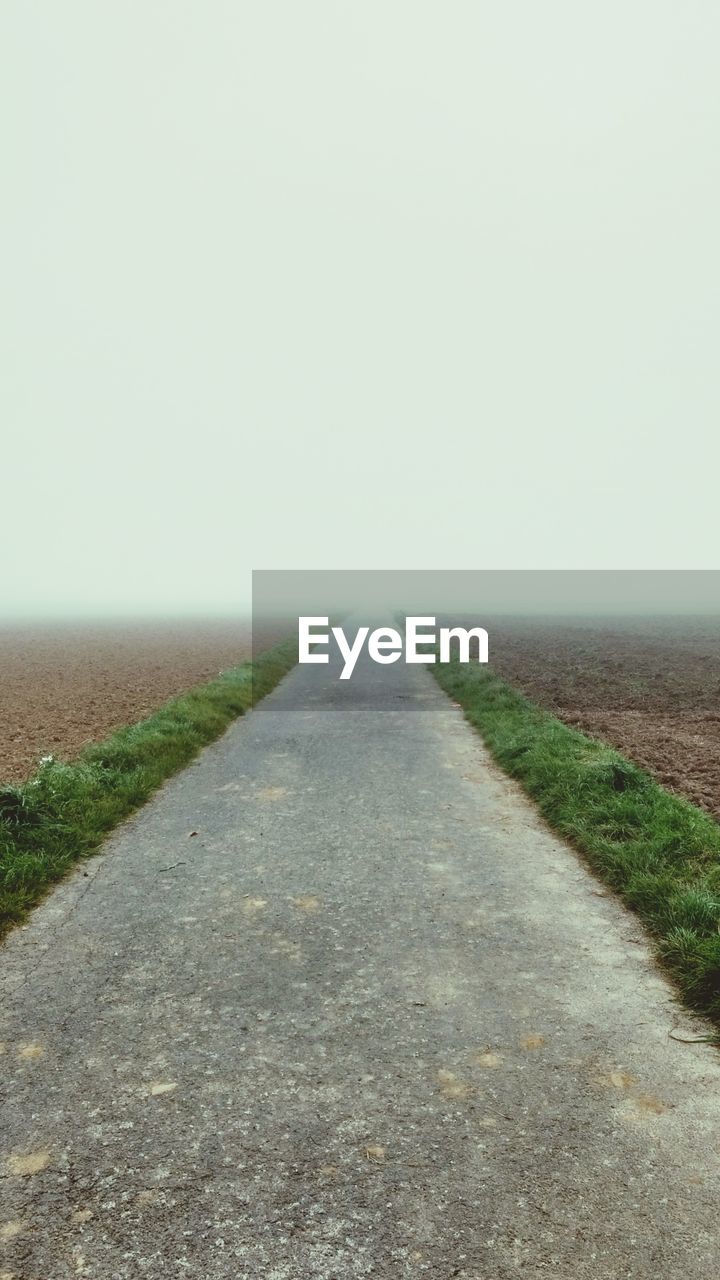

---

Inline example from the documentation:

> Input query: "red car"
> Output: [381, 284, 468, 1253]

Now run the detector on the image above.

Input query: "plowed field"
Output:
[487, 617, 720, 821]
[0, 619, 262, 782]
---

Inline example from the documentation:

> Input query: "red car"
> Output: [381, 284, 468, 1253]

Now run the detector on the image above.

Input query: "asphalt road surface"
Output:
[1, 649, 719, 1278]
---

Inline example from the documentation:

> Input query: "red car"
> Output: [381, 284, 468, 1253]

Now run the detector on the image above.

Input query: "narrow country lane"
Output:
[1, 648, 719, 1278]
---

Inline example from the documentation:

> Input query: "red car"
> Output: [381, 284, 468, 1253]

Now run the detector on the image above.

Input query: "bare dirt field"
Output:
[485, 616, 720, 822]
[0, 618, 273, 783]
[5, 614, 719, 824]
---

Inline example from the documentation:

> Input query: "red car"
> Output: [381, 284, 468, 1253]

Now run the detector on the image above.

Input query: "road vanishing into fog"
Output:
[2, 649, 720, 1278]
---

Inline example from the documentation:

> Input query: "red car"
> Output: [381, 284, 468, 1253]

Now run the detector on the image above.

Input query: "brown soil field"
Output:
[485, 616, 720, 822]
[5, 614, 720, 825]
[0, 618, 282, 784]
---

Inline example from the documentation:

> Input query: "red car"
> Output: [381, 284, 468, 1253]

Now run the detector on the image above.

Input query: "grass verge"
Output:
[0, 638, 297, 939]
[432, 658, 720, 1029]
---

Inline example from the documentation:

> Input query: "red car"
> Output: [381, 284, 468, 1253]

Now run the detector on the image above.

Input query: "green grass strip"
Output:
[432, 658, 720, 1028]
[0, 638, 297, 938]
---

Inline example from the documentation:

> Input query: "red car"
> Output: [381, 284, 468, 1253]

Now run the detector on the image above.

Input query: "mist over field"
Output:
[252, 571, 720, 620]
[3, 7, 720, 1270]
[3, 1, 719, 621]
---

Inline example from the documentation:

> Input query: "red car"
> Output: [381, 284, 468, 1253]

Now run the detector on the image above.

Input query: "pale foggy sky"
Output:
[2, 2, 719, 617]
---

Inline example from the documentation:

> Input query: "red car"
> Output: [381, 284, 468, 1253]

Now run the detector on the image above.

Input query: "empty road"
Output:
[1, 649, 719, 1278]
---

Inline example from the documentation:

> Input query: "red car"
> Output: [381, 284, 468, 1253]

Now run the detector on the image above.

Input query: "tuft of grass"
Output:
[0, 639, 297, 939]
[432, 657, 720, 1028]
